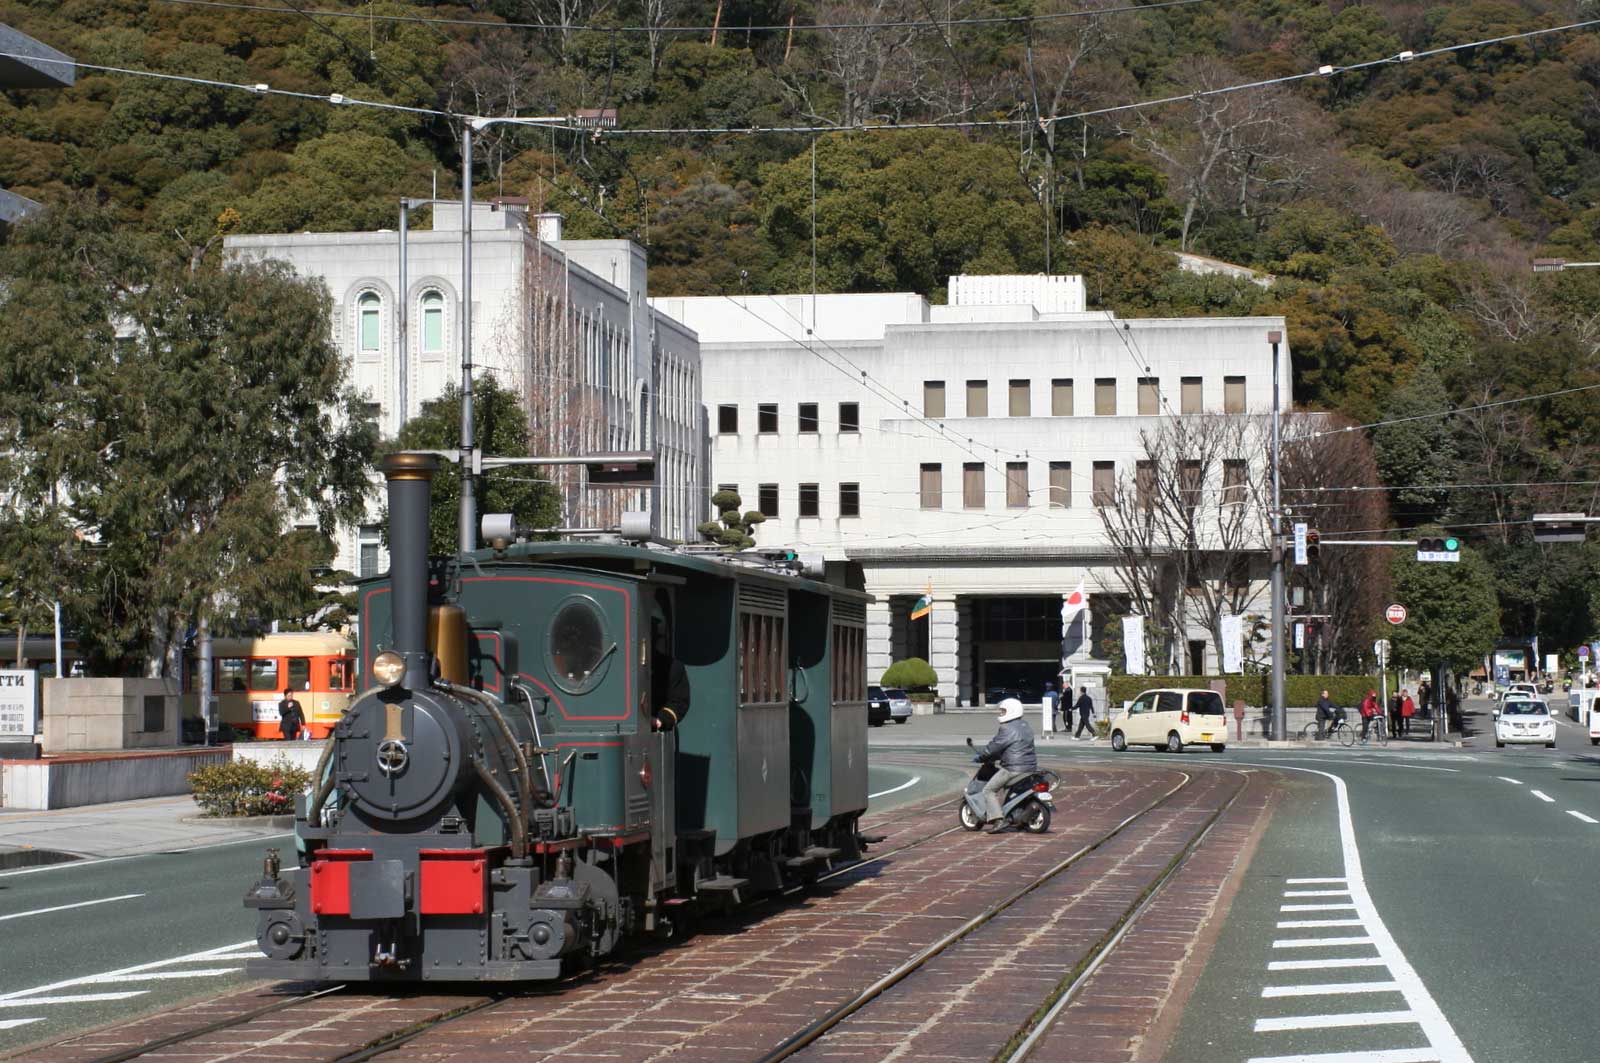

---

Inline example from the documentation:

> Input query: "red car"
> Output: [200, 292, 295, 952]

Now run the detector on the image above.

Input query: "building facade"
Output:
[227, 202, 707, 575]
[656, 276, 1291, 706]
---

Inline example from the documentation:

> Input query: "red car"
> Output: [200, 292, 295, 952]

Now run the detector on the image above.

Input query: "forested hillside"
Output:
[4, 0, 1600, 643]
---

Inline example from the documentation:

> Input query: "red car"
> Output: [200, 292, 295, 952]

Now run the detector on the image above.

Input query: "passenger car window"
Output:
[1129, 695, 1154, 715]
[1189, 691, 1225, 715]
[1157, 691, 1184, 714]
[249, 658, 280, 692]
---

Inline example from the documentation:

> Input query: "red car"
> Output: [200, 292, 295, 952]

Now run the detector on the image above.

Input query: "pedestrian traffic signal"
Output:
[1306, 528, 1320, 563]
[1416, 536, 1460, 562]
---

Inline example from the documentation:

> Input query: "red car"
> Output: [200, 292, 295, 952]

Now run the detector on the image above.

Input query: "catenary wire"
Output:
[1306, 381, 1600, 439]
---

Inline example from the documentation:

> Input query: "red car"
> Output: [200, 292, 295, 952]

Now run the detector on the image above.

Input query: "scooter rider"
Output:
[975, 697, 1037, 834]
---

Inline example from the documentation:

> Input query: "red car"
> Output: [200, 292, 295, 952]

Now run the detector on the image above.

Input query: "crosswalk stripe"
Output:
[1277, 919, 1366, 929]
[0, 993, 146, 1008]
[1262, 981, 1403, 998]
[1245, 1048, 1442, 1063]
[1268, 957, 1388, 971]
[1272, 936, 1375, 949]
[1285, 877, 1347, 884]
[0, 1018, 44, 1031]
[1254, 1009, 1418, 1032]
[1281, 903, 1358, 912]
[1284, 889, 1351, 897]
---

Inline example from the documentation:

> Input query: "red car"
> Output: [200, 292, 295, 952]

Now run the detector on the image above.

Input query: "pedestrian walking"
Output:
[1073, 686, 1096, 739]
[1359, 689, 1380, 741]
[1400, 689, 1416, 736]
[277, 688, 304, 741]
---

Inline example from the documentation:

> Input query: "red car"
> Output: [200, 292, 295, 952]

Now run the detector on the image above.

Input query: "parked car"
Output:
[868, 685, 891, 727]
[1495, 698, 1555, 748]
[1108, 688, 1228, 753]
[886, 688, 913, 724]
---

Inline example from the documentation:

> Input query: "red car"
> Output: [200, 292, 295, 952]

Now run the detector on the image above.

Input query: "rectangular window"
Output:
[920, 463, 942, 510]
[358, 524, 381, 579]
[799, 483, 819, 517]
[1224, 376, 1246, 414]
[839, 482, 861, 517]
[248, 657, 280, 692]
[718, 404, 739, 434]
[287, 658, 311, 691]
[798, 402, 819, 433]
[216, 657, 248, 692]
[963, 463, 985, 509]
[1049, 462, 1071, 508]
[1136, 460, 1156, 509]
[1093, 461, 1115, 507]
[1006, 462, 1028, 508]
[1051, 378, 1073, 416]
[422, 304, 443, 353]
[1138, 377, 1160, 416]
[838, 402, 859, 433]
[924, 380, 945, 418]
[329, 658, 354, 691]
[1181, 376, 1202, 414]
[758, 483, 779, 517]
[1008, 379, 1030, 417]
[758, 403, 778, 433]
[966, 379, 988, 417]
[1222, 459, 1248, 506]
[1181, 460, 1203, 509]
[718, 482, 738, 494]
[1095, 378, 1116, 416]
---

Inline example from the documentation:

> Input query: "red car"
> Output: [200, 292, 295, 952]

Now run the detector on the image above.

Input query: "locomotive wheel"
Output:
[958, 803, 983, 831]
[1021, 803, 1051, 834]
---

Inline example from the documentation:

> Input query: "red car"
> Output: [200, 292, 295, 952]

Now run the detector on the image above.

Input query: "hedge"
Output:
[1105, 675, 1399, 709]
[881, 657, 938, 690]
[189, 756, 314, 818]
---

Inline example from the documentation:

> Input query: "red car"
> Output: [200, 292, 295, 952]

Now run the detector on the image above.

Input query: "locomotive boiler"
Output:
[245, 452, 872, 980]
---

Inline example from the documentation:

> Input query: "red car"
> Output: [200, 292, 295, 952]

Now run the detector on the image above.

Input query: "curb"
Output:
[180, 814, 297, 829]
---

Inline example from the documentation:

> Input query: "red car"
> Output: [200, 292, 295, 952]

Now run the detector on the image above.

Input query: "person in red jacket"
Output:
[1399, 690, 1417, 736]
[1359, 690, 1380, 741]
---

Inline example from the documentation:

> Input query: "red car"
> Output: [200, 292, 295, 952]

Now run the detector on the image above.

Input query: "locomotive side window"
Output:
[831, 624, 864, 701]
[548, 597, 608, 694]
[738, 611, 786, 705]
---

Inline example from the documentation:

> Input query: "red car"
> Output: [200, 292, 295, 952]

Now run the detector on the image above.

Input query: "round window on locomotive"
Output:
[547, 596, 610, 694]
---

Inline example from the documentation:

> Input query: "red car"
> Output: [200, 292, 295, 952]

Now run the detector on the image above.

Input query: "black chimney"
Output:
[380, 452, 440, 687]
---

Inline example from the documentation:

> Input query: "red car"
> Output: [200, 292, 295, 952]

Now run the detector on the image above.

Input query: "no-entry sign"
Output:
[1385, 604, 1408, 625]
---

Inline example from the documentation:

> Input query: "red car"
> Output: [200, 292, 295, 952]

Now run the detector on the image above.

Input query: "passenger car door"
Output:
[1124, 693, 1156, 742]
[1153, 691, 1185, 743]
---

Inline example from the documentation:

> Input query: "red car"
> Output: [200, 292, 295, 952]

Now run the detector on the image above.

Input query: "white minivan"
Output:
[1109, 688, 1229, 753]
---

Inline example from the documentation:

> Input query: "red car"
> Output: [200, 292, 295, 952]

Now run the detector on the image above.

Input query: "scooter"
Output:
[958, 737, 1058, 834]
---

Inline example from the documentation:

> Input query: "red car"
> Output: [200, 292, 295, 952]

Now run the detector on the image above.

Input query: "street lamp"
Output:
[1532, 258, 1600, 273]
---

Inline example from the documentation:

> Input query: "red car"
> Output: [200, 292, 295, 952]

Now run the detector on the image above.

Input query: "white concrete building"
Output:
[655, 275, 1292, 706]
[227, 202, 707, 575]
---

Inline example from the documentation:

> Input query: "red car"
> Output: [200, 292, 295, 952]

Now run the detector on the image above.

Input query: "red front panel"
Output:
[309, 850, 372, 916]
[419, 850, 487, 915]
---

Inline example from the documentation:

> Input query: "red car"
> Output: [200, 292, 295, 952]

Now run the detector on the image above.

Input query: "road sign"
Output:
[1374, 638, 1391, 659]
[1581, 646, 1591, 660]
[1533, 513, 1589, 543]
[1385, 604, 1408, 625]
[1293, 522, 1307, 565]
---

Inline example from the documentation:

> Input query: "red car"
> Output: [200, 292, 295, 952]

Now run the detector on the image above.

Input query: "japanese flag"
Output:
[1061, 579, 1087, 625]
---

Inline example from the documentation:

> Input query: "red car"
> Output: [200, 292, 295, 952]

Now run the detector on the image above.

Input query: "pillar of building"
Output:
[955, 597, 975, 707]
[866, 601, 893, 689]
[928, 594, 960, 707]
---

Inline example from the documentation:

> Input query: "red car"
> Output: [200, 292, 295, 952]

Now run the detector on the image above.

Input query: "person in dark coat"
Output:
[1073, 686, 1096, 739]
[1314, 690, 1342, 739]
[277, 689, 304, 741]
[650, 592, 691, 731]
[1388, 690, 1403, 737]
[976, 699, 1037, 833]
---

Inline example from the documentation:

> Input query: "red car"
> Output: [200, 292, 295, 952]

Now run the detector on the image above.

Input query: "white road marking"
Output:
[0, 1018, 44, 1031]
[1262, 982, 1403, 998]
[1277, 919, 1366, 929]
[1273, 936, 1375, 949]
[1497, 776, 1522, 785]
[1530, 789, 1555, 802]
[0, 893, 144, 923]
[1254, 1010, 1417, 1032]
[0, 992, 146, 1008]
[1268, 957, 1389, 971]
[1566, 810, 1598, 824]
[0, 940, 253, 1005]
[1286, 877, 1347, 884]
[867, 776, 922, 799]
[1284, 889, 1351, 897]
[0, 859, 114, 880]
[85, 968, 243, 983]
[1281, 903, 1358, 912]
[1246, 1049, 1442, 1063]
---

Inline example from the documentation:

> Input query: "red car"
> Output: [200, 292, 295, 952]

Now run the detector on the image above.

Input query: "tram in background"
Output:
[3, 635, 87, 677]
[181, 632, 356, 739]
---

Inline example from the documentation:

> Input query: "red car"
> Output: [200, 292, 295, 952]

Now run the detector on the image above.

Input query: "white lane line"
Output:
[0, 940, 253, 1003]
[0, 893, 144, 923]
[1269, 957, 1389, 971]
[1262, 981, 1403, 998]
[84, 968, 243, 983]
[0, 858, 115, 880]
[867, 775, 922, 800]
[1277, 918, 1366, 929]
[0, 992, 146, 1007]
[1267, 765, 1473, 1063]
[1281, 903, 1358, 912]
[1246, 1049, 1442, 1063]
[0, 1018, 44, 1031]
[1273, 936, 1376, 949]
[1567, 810, 1598, 824]
[1530, 789, 1555, 803]
[1284, 889, 1351, 897]
[1497, 776, 1522, 785]
[1286, 877, 1347, 884]
[1254, 1010, 1418, 1032]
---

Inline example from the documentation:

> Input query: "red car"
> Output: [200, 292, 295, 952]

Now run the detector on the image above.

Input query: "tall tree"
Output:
[1389, 526, 1501, 673]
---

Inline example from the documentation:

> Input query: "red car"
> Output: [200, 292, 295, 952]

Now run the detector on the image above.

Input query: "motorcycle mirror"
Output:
[965, 736, 974, 747]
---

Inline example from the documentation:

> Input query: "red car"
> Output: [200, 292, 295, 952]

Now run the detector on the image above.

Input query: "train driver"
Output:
[650, 591, 691, 732]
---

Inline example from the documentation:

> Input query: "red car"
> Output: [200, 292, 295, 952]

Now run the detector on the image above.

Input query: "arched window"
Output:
[358, 293, 381, 353]
[421, 290, 444, 354]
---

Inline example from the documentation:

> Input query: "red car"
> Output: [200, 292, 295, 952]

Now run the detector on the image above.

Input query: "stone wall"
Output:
[42, 677, 179, 751]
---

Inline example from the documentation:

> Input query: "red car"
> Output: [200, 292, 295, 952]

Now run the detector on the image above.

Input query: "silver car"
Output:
[886, 688, 914, 724]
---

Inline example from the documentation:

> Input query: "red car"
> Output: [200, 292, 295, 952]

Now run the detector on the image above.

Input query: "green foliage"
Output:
[1389, 529, 1502, 671]
[698, 489, 758, 548]
[189, 756, 314, 818]
[1372, 364, 1458, 525]
[881, 657, 937, 689]
[1105, 674, 1394, 708]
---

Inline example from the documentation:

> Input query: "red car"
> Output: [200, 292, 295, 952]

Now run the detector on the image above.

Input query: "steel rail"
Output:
[76, 984, 347, 1063]
[752, 770, 1199, 1063]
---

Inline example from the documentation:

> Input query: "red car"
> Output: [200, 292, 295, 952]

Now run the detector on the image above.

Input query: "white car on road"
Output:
[1496, 698, 1555, 748]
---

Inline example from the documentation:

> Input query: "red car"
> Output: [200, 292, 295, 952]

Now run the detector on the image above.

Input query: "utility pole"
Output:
[1269, 330, 1286, 740]
[397, 197, 431, 435]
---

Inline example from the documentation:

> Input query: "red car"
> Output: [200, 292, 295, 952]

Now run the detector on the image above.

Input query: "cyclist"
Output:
[1359, 689, 1381, 741]
[1314, 689, 1345, 740]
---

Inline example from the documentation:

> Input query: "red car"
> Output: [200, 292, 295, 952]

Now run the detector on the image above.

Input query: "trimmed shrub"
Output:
[1105, 674, 1398, 709]
[189, 756, 313, 818]
[881, 657, 937, 690]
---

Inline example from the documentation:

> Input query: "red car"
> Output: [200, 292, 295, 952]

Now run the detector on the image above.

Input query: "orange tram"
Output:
[181, 632, 356, 739]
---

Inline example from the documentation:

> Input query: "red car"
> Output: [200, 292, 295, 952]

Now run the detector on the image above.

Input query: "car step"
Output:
[785, 846, 841, 869]
[694, 876, 749, 894]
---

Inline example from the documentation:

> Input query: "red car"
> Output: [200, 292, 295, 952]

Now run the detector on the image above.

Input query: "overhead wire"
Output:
[1306, 381, 1600, 439]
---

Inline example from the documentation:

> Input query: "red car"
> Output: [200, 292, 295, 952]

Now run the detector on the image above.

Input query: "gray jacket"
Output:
[979, 718, 1038, 772]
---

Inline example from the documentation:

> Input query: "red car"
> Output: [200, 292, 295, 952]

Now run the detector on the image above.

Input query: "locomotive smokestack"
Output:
[380, 452, 441, 686]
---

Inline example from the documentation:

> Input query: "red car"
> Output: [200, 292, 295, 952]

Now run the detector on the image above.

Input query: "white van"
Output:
[1109, 688, 1229, 753]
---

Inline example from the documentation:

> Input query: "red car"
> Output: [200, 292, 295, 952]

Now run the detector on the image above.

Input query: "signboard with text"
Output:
[0, 669, 39, 739]
[1385, 604, 1408, 625]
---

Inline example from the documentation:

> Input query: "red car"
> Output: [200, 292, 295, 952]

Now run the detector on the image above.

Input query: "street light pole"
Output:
[397, 197, 430, 435]
[1269, 329, 1286, 741]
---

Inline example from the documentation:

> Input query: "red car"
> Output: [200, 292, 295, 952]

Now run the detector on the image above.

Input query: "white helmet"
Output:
[996, 697, 1025, 723]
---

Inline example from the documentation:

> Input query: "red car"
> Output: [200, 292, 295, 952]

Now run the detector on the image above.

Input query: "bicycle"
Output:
[1337, 715, 1388, 747]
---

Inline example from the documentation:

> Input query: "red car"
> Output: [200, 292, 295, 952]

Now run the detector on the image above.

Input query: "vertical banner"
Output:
[1220, 614, 1244, 674]
[1294, 622, 1305, 650]
[1122, 616, 1146, 675]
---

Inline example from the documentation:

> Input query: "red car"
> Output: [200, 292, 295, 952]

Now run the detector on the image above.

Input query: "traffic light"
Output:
[1306, 528, 1320, 563]
[1416, 536, 1461, 562]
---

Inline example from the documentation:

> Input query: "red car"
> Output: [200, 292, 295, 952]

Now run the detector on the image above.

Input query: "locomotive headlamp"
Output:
[372, 651, 406, 687]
